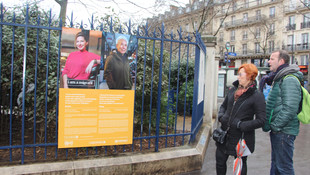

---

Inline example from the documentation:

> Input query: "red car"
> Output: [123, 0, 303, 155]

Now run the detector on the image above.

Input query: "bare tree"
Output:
[299, 0, 310, 11]
[185, 0, 231, 36]
[247, 17, 275, 66]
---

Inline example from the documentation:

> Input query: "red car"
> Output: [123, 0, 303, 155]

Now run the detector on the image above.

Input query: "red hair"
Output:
[238, 63, 258, 81]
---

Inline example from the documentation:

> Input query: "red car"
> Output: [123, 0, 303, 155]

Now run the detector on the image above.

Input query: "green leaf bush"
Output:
[0, 4, 59, 142]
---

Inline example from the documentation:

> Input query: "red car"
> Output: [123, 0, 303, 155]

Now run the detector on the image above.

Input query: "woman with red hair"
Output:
[215, 63, 266, 175]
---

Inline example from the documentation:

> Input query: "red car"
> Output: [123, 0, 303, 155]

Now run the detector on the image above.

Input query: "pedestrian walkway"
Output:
[179, 98, 310, 175]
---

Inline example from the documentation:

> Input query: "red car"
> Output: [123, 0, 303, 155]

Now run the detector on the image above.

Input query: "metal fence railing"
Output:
[0, 3, 206, 165]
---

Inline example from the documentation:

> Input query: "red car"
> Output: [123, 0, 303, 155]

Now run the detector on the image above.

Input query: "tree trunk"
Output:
[55, 0, 68, 26]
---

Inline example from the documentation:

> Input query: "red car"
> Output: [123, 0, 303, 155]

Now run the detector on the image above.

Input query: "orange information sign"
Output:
[58, 88, 134, 148]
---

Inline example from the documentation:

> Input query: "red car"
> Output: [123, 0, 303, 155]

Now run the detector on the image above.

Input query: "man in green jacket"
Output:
[262, 50, 302, 175]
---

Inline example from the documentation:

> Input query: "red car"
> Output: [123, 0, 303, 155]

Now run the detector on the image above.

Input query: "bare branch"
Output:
[213, 2, 232, 36]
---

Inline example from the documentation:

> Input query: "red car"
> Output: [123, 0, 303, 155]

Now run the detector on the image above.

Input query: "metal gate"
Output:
[0, 3, 206, 165]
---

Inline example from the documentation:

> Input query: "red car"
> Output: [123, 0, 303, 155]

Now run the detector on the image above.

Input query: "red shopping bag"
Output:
[233, 138, 251, 175]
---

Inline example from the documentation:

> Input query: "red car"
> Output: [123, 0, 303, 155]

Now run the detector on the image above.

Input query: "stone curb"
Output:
[1, 122, 212, 175]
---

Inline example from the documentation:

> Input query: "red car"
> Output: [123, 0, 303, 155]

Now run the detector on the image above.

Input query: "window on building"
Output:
[269, 41, 275, 53]
[288, 16, 296, 30]
[255, 28, 261, 38]
[193, 2, 198, 10]
[186, 7, 191, 13]
[231, 15, 236, 25]
[243, 31, 248, 40]
[253, 59, 260, 67]
[302, 13, 310, 28]
[179, 8, 183, 14]
[242, 44, 247, 54]
[220, 46, 224, 55]
[231, 45, 235, 52]
[302, 33, 309, 49]
[303, 13, 310, 23]
[257, 0, 262, 5]
[304, 0, 310, 7]
[256, 10, 261, 20]
[289, 0, 296, 10]
[301, 55, 309, 65]
[231, 30, 235, 41]
[242, 59, 247, 64]
[186, 24, 189, 32]
[194, 21, 197, 30]
[243, 13, 248, 22]
[270, 7, 275, 18]
[269, 23, 275, 35]
[221, 5, 225, 14]
[233, 2, 237, 11]
[244, 0, 249, 8]
[255, 42, 260, 53]
[287, 35, 294, 51]
[220, 18, 224, 27]
[219, 32, 224, 42]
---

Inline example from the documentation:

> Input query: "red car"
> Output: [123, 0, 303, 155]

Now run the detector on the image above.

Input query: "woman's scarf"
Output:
[234, 81, 255, 100]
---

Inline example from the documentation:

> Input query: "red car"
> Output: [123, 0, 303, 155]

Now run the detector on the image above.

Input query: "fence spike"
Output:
[70, 11, 73, 28]
[177, 27, 183, 40]
[89, 14, 94, 30]
[0, 3, 3, 20]
[128, 19, 131, 35]
[100, 23, 103, 31]
[37, 14, 40, 25]
[109, 17, 113, 33]
[119, 24, 122, 33]
[80, 20, 83, 29]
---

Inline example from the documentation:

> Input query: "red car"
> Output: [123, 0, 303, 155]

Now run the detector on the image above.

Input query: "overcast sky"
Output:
[1, 0, 189, 24]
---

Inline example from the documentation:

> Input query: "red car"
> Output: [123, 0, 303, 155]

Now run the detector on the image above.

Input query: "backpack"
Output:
[284, 75, 310, 124]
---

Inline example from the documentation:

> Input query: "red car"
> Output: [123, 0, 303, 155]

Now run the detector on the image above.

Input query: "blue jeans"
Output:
[270, 131, 296, 175]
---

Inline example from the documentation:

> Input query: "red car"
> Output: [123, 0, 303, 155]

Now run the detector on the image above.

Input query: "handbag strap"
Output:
[226, 99, 247, 131]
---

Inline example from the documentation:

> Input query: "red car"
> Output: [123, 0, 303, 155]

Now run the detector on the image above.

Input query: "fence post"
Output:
[0, 3, 3, 119]
[21, 4, 31, 164]
[155, 23, 165, 152]
[201, 35, 218, 122]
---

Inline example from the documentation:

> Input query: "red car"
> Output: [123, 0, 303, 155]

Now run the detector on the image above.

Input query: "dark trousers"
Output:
[216, 147, 247, 175]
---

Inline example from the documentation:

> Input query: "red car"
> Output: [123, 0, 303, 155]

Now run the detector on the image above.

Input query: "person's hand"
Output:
[85, 60, 96, 73]
[231, 119, 242, 130]
[63, 74, 69, 88]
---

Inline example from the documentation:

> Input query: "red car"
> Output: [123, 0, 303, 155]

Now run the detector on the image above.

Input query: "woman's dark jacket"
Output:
[217, 80, 266, 156]
[104, 51, 132, 90]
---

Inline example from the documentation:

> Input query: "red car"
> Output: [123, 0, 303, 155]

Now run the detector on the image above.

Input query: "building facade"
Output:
[147, 0, 310, 90]
[214, 0, 310, 71]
